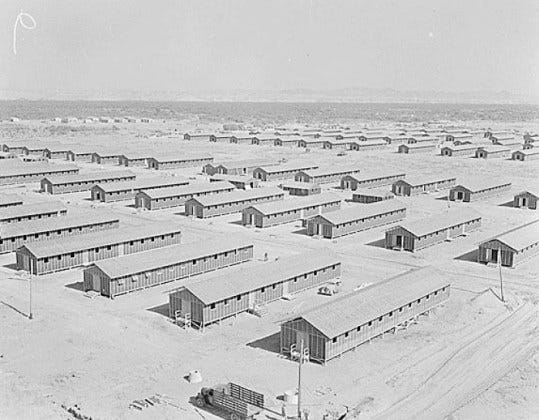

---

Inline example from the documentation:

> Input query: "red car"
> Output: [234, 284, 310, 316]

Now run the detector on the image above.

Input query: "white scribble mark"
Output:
[13, 11, 37, 55]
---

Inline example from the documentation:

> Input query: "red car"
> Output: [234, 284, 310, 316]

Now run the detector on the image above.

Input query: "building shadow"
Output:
[247, 331, 281, 355]
[228, 220, 245, 226]
[147, 303, 170, 318]
[435, 195, 450, 201]
[366, 238, 386, 248]
[2, 263, 18, 271]
[454, 249, 478, 262]
[65, 281, 84, 291]
[291, 227, 308, 236]
[498, 200, 515, 208]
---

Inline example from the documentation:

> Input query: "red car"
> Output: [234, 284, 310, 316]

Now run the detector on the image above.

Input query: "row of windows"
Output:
[204, 195, 284, 210]
[331, 287, 447, 343]
[332, 210, 403, 227]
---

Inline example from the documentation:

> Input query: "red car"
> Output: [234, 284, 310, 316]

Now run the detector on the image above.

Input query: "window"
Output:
[236, 295, 241, 301]
[389, 311, 393, 317]
[70, 253, 75, 258]
[379, 316, 383, 322]
[368, 321, 372, 327]
[44, 258, 49, 263]
[344, 332, 349, 338]
[357, 326, 361, 332]
[332, 337, 337, 343]
[224, 299, 228, 306]
[210, 303, 216, 309]
[261, 287, 265, 293]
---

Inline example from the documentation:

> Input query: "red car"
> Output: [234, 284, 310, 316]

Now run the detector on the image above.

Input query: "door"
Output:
[396, 235, 403, 248]
[296, 331, 309, 350]
[92, 273, 101, 292]
[282, 281, 289, 296]
[491, 249, 498, 263]
[520, 197, 527, 207]
[457, 191, 464, 200]
[248, 291, 256, 308]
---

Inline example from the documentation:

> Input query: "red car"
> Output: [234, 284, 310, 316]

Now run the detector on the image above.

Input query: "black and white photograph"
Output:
[1, 1, 538, 419]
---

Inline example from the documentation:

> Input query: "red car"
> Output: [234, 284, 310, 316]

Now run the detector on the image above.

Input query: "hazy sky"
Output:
[1, 0, 538, 99]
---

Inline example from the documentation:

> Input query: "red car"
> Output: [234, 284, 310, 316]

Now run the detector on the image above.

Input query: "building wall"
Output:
[136, 187, 235, 210]
[89, 245, 253, 298]
[185, 193, 285, 218]
[41, 175, 136, 194]
[253, 168, 308, 181]
[67, 152, 93, 162]
[385, 218, 481, 251]
[449, 184, 511, 202]
[475, 149, 511, 159]
[350, 143, 387, 151]
[307, 208, 406, 238]
[283, 186, 321, 196]
[392, 179, 455, 196]
[18, 229, 181, 275]
[513, 192, 537, 209]
[352, 194, 393, 204]
[148, 157, 213, 170]
[478, 239, 539, 267]
[281, 285, 450, 363]
[242, 201, 341, 228]
[0, 208, 67, 224]
[341, 174, 405, 190]
[173, 261, 341, 329]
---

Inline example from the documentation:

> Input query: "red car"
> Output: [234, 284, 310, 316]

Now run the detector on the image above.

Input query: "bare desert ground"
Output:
[1, 119, 538, 420]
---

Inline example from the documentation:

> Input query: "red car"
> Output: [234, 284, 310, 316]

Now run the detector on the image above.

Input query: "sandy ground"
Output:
[1, 120, 538, 419]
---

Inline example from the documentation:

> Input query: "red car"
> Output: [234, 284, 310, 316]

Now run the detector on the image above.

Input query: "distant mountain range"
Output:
[1, 87, 537, 104]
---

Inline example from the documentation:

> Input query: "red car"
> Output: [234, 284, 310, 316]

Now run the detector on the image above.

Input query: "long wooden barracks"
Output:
[242, 192, 341, 228]
[83, 238, 254, 298]
[91, 177, 189, 202]
[294, 166, 361, 184]
[398, 143, 436, 154]
[306, 200, 406, 238]
[253, 162, 319, 181]
[0, 163, 79, 186]
[185, 187, 285, 218]
[135, 181, 236, 210]
[40, 170, 136, 194]
[203, 159, 277, 176]
[0, 212, 119, 254]
[449, 180, 511, 202]
[16, 222, 182, 275]
[147, 154, 213, 170]
[169, 249, 341, 330]
[0, 201, 67, 224]
[280, 267, 450, 364]
[477, 220, 539, 267]
[392, 175, 456, 196]
[340, 171, 405, 190]
[385, 208, 481, 252]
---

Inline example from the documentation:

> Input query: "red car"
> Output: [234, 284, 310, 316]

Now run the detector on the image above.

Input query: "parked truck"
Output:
[194, 382, 265, 420]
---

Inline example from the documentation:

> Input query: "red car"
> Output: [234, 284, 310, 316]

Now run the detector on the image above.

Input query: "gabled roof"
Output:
[0, 201, 66, 221]
[214, 159, 276, 169]
[344, 171, 405, 183]
[149, 154, 213, 163]
[314, 200, 405, 226]
[399, 143, 436, 149]
[298, 166, 360, 178]
[476, 145, 511, 153]
[187, 187, 284, 207]
[355, 140, 387, 146]
[254, 162, 318, 174]
[0, 212, 118, 239]
[247, 193, 341, 216]
[181, 249, 340, 305]
[279, 181, 320, 190]
[42, 170, 135, 185]
[452, 179, 511, 193]
[395, 174, 456, 187]
[479, 220, 539, 252]
[0, 163, 79, 177]
[352, 187, 394, 198]
[91, 237, 253, 279]
[0, 194, 23, 207]
[513, 149, 539, 155]
[137, 181, 235, 199]
[292, 267, 449, 339]
[514, 190, 539, 198]
[93, 177, 189, 192]
[387, 208, 481, 238]
[18, 222, 181, 259]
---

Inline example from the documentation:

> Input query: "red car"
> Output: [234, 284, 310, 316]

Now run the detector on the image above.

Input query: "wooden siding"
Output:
[185, 192, 285, 218]
[86, 245, 254, 298]
[392, 179, 456, 196]
[242, 201, 341, 228]
[147, 157, 213, 170]
[449, 184, 511, 202]
[513, 192, 538, 210]
[341, 173, 405, 190]
[0, 168, 79, 186]
[281, 285, 450, 363]
[478, 239, 539, 267]
[40, 174, 136, 194]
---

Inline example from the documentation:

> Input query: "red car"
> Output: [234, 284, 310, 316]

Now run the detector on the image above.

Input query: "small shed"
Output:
[513, 190, 538, 210]
[169, 249, 341, 330]
[449, 180, 511, 202]
[385, 208, 481, 251]
[478, 220, 539, 267]
[392, 176, 456, 196]
[307, 200, 406, 238]
[280, 267, 450, 364]
[279, 181, 321, 196]
[242, 192, 341, 228]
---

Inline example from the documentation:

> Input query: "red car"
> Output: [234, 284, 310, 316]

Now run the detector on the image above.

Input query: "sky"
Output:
[1, 0, 538, 100]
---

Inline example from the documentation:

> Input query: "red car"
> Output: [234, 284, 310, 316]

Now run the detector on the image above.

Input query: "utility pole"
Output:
[498, 246, 505, 303]
[297, 338, 303, 420]
[28, 273, 33, 320]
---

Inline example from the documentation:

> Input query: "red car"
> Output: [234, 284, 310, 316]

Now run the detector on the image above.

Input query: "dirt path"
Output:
[373, 303, 538, 420]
